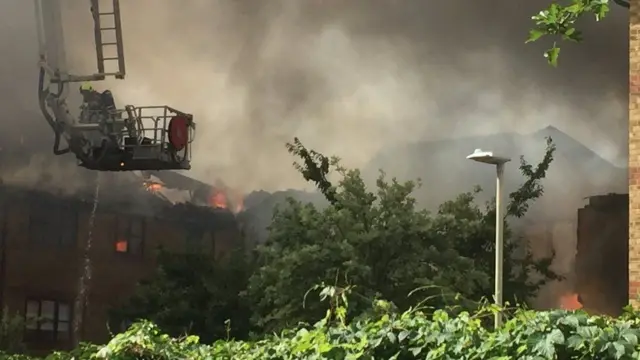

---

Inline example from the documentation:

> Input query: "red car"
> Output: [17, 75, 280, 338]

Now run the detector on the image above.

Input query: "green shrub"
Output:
[0, 307, 26, 354]
[3, 305, 638, 360]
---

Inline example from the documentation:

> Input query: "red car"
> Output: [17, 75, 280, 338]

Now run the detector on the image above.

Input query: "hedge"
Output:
[3, 306, 639, 360]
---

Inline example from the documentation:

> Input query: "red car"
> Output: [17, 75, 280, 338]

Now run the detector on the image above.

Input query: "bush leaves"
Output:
[4, 306, 638, 360]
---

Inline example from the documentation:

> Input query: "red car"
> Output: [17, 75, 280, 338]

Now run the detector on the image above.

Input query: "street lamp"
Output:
[466, 149, 511, 328]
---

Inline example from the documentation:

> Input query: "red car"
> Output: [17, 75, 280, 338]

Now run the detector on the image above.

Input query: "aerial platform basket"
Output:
[33, 0, 200, 173]
[76, 105, 196, 172]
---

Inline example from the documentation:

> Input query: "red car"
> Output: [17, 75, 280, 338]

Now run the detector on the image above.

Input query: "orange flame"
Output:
[115, 240, 128, 253]
[210, 191, 228, 209]
[235, 196, 244, 213]
[144, 182, 163, 192]
[141, 179, 245, 213]
[209, 189, 244, 213]
[559, 293, 582, 310]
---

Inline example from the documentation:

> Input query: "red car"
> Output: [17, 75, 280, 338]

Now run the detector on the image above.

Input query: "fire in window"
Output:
[25, 299, 71, 341]
[115, 239, 128, 252]
[115, 217, 144, 254]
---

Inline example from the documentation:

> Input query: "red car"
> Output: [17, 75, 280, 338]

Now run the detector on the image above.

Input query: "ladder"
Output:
[91, 0, 125, 80]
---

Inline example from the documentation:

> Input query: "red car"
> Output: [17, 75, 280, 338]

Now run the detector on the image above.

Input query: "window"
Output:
[24, 299, 71, 342]
[29, 198, 77, 247]
[114, 217, 144, 255]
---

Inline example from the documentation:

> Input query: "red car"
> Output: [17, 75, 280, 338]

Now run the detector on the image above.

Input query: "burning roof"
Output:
[0, 142, 245, 232]
[140, 171, 244, 213]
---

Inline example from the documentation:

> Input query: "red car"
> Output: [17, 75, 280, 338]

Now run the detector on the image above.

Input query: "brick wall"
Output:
[630, 0, 640, 306]
[0, 187, 241, 353]
[577, 195, 629, 315]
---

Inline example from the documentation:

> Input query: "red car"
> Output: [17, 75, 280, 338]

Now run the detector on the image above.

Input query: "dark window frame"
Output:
[23, 298, 72, 342]
[28, 198, 78, 248]
[114, 216, 145, 256]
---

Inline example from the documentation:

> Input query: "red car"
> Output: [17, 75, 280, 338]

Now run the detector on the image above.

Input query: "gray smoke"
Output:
[0, 0, 620, 192]
[0, 0, 628, 308]
[0, 0, 627, 192]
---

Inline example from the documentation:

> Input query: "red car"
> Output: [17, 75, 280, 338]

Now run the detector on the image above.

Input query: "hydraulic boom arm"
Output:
[33, 0, 196, 172]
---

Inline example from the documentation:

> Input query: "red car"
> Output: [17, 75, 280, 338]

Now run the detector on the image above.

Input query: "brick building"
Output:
[576, 194, 629, 316]
[630, 0, 640, 307]
[0, 180, 239, 354]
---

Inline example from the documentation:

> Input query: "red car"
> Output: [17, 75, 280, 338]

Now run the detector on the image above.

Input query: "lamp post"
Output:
[466, 149, 511, 328]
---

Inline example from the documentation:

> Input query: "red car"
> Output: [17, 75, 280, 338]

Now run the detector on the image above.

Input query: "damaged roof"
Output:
[0, 149, 236, 227]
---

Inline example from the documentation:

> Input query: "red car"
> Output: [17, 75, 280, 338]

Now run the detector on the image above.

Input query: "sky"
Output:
[0, 0, 628, 192]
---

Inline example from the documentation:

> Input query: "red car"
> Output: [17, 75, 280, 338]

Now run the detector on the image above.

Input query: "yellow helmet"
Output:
[79, 82, 93, 92]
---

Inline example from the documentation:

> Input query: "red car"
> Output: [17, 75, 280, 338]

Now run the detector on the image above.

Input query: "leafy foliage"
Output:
[110, 247, 253, 343]
[245, 137, 560, 332]
[4, 290, 639, 360]
[528, 0, 625, 66]
[286, 138, 338, 205]
[439, 137, 561, 304]
[0, 308, 26, 354]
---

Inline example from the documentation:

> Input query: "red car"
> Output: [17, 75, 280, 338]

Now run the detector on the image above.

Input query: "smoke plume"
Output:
[0, 0, 629, 310]
[0, 0, 625, 192]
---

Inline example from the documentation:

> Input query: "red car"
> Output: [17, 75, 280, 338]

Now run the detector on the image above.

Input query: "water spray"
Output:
[72, 172, 101, 344]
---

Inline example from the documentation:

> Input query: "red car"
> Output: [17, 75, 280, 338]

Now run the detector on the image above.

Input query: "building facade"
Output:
[576, 194, 629, 316]
[630, 0, 640, 307]
[0, 185, 239, 354]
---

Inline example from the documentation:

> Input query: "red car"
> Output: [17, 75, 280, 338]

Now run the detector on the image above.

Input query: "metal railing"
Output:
[126, 105, 195, 162]
[72, 104, 195, 163]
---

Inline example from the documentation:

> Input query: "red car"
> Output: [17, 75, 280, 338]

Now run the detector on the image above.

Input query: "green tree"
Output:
[245, 137, 560, 332]
[529, 0, 627, 66]
[0, 308, 25, 354]
[110, 247, 253, 343]
[437, 142, 562, 305]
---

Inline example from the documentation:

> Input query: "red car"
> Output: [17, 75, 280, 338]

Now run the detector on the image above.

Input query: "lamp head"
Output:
[466, 148, 511, 165]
